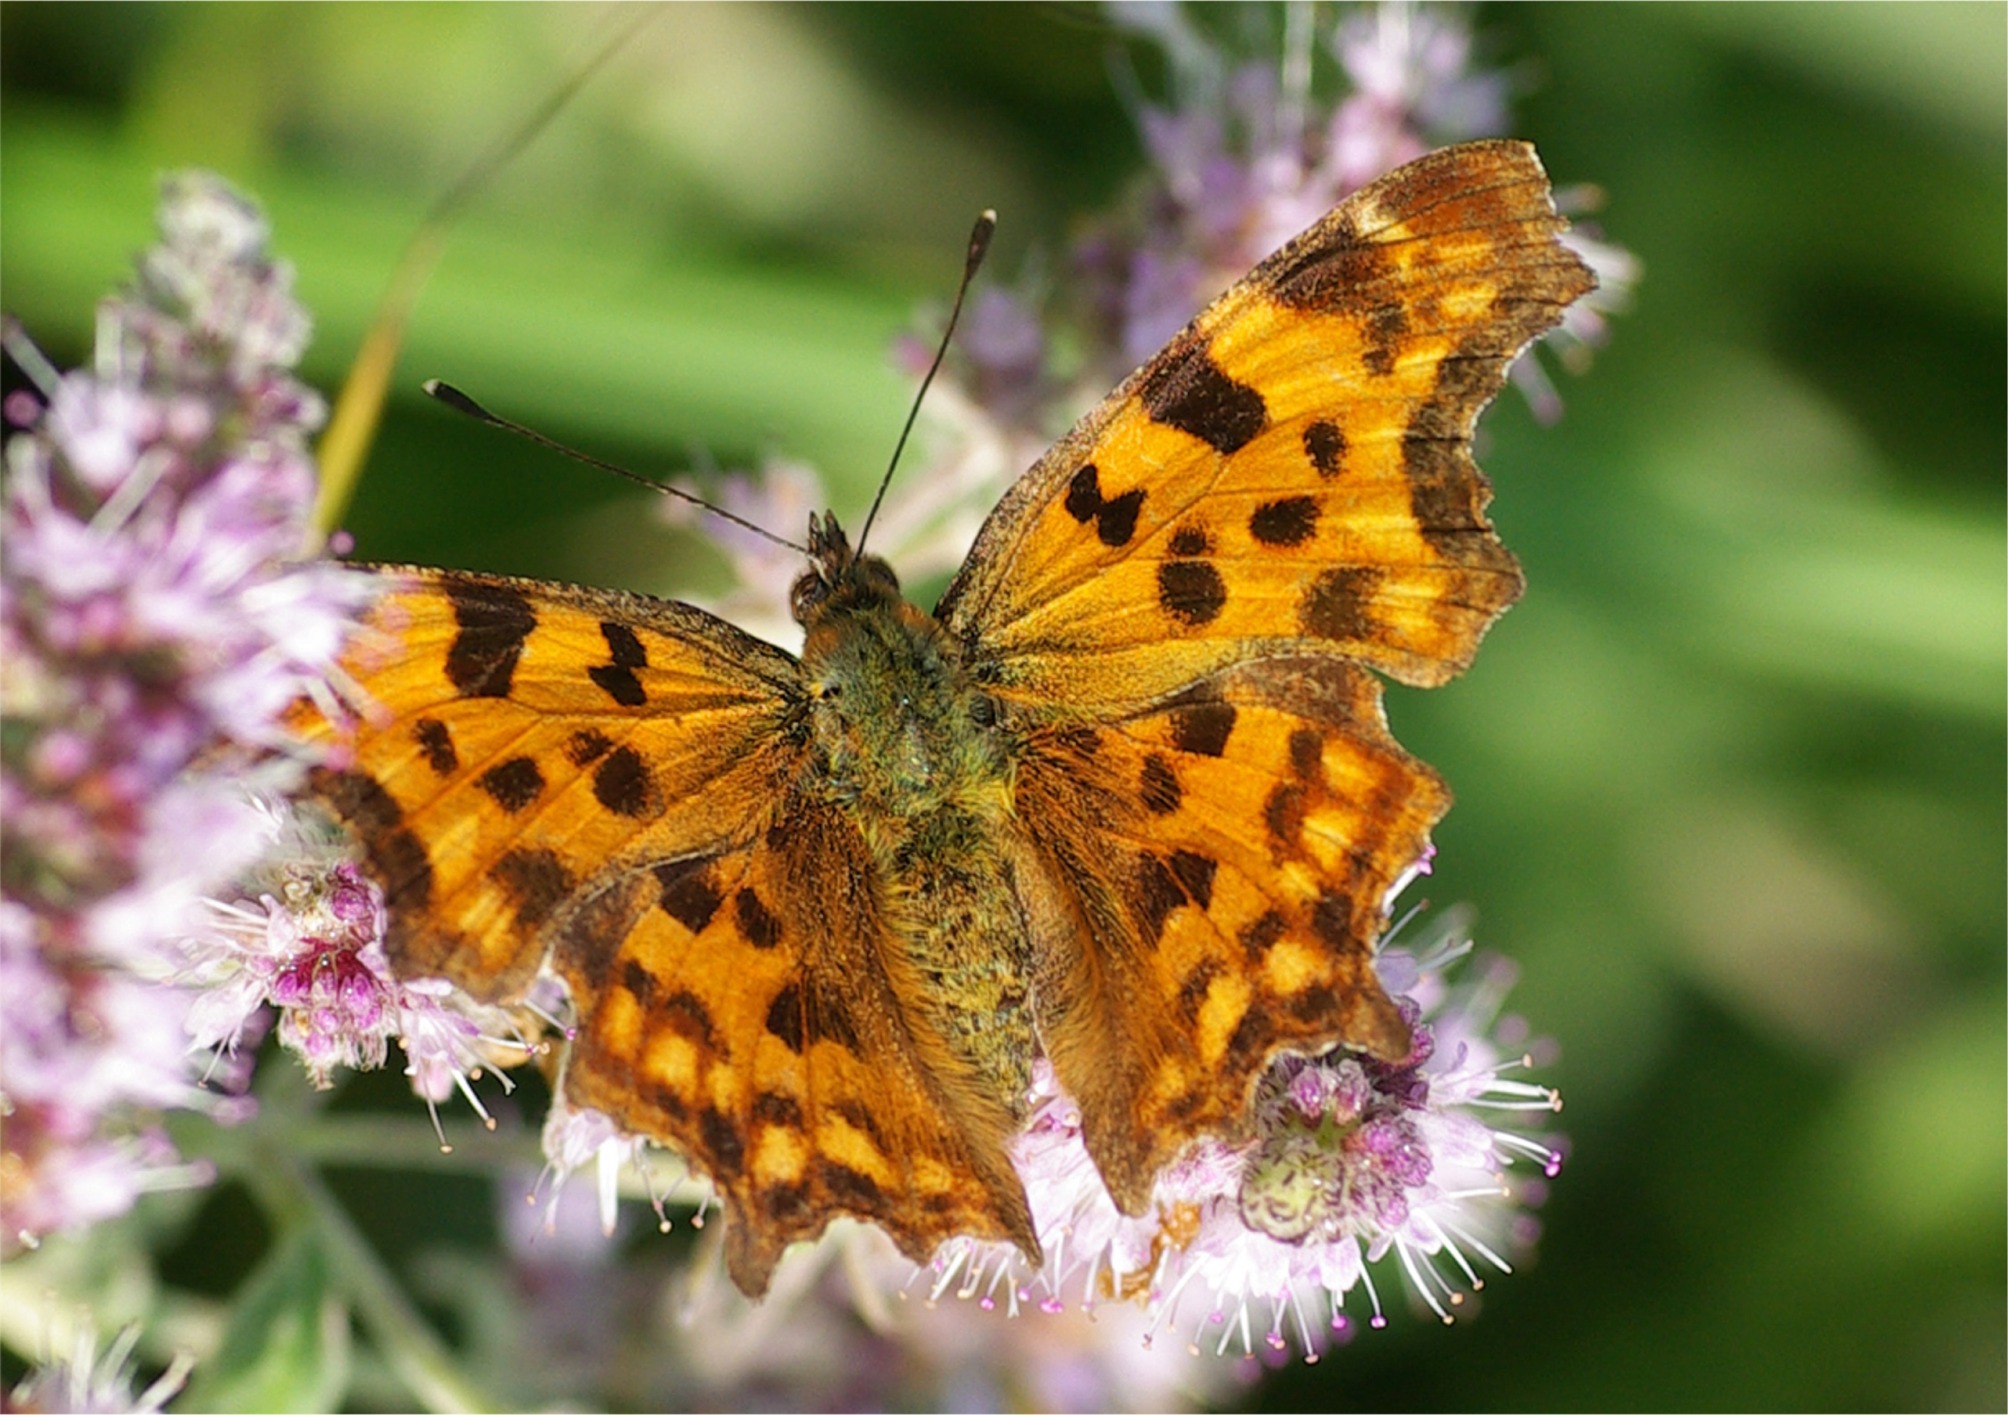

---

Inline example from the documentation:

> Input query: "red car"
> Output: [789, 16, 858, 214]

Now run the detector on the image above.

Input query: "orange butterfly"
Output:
[295, 140, 1595, 1296]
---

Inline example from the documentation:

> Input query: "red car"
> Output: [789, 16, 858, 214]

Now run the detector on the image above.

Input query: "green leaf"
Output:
[180, 1226, 351, 1414]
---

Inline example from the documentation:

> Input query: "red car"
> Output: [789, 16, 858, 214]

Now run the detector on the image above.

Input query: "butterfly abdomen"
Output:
[800, 573, 1036, 1155]
[887, 802, 1036, 1127]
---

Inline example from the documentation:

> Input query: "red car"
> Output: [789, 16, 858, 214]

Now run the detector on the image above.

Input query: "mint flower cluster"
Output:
[919, 929, 1561, 1361]
[0, 176, 375, 1250]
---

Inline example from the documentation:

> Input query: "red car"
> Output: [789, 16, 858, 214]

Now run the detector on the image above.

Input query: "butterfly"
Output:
[294, 140, 1596, 1297]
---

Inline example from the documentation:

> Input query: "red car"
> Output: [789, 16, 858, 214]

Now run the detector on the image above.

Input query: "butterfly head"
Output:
[790, 511, 902, 629]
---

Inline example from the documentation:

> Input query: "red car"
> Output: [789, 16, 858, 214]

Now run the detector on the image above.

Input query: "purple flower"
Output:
[659, 457, 830, 648]
[6, 1319, 193, 1415]
[0, 172, 374, 1250]
[529, 908, 1560, 1383]
[1086, 2, 1527, 377]
[924, 916, 1564, 1361]
[182, 818, 536, 1113]
[1329, 3, 1511, 188]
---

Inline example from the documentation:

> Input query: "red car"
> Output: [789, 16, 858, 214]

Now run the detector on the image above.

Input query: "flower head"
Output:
[180, 810, 539, 1115]
[1, 173, 373, 1249]
[926, 918, 1564, 1361]
[5, 1319, 192, 1415]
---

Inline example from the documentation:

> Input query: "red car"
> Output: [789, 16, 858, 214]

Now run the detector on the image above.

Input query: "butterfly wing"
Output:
[1012, 658, 1443, 1208]
[294, 569, 806, 1000]
[294, 570, 1036, 1293]
[562, 781, 1036, 1295]
[936, 141, 1594, 1205]
[937, 139, 1597, 706]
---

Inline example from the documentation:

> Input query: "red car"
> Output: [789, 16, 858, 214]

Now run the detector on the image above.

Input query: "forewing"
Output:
[1012, 658, 1445, 1210]
[292, 568, 806, 1001]
[938, 139, 1597, 709]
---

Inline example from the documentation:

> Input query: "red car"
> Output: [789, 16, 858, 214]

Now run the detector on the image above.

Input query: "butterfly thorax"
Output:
[792, 515, 1009, 823]
[792, 514, 1035, 1130]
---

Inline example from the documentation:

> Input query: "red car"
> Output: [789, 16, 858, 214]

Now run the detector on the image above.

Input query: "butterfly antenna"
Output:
[423, 381, 808, 554]
[313, 5, 663, 542]
[855, 208, 997, 555]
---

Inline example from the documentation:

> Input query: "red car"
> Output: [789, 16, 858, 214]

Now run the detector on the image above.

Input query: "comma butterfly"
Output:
[293, 140, 1596, 1296]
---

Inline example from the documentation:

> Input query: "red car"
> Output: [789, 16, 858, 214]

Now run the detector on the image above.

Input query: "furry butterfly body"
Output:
[298, 140, 1596, 1296]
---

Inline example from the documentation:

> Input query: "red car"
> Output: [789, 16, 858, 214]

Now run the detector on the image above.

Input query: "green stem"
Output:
[239, 1143, 497, 1414]
[281, 1113, 546, 1173]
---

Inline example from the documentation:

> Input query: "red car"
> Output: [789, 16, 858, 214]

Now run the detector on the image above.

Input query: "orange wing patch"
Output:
[1011, 657, 1445, 1208]
[561, 783, 1036, 1296]
[939, 139, 1595, 709]
[291, 569, 803, 1002]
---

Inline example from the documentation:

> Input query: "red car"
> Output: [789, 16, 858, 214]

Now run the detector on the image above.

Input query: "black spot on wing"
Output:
[493, 846, 574, 929]
[1300, 566, 1382, 642]
[1177, 957, 1225, 1022]
[1168, 524, 1211, 557]
[1264, 783, 1307, 849]
[1225, 1004, 1279, 1066]
[819, 1162, 886, 1213]
[735, 888, 781, 950]
[1167, 701, 1236, 758]
[592, 744, 659, 819]
[620, 958, 660, 1007]
[1140, 754, 1182, 814]
[810, 992, 860, 1052]
[445, 580, 536, 698]
[832, 1100, 883, 1148]
[1249, 496, 1320, 547]
[763, 981, 859, 1055]
[413, 719, 458, 776]
[699, 1108, 745, 1181]
[1063, 463, 1147, 547]
[565, 728, 613, 766]
[1093, 489, 1145, 547]
[1139, 342, 1268, 454]
[602, 620, 646, 667]
[764, 983, 808, 1053]
[1303, 420, 1347, 478]
[1311, 889, 1356, 949]
[588, 621, 649, 707]
[1167, 849, 1216, 909]
[1157, 560, 1227, 626]
[661, 988, 721, 1046]
[1241, 909, 1286, 960]
[654, 859, 722, 934]
[478, 756, 545, 813]
[1135, 853, 1184, 945]
[1063, 463, 1102, 523]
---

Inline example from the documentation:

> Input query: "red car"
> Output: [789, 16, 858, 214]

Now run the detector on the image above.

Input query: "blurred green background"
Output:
[3, 3, 2002, 1411]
